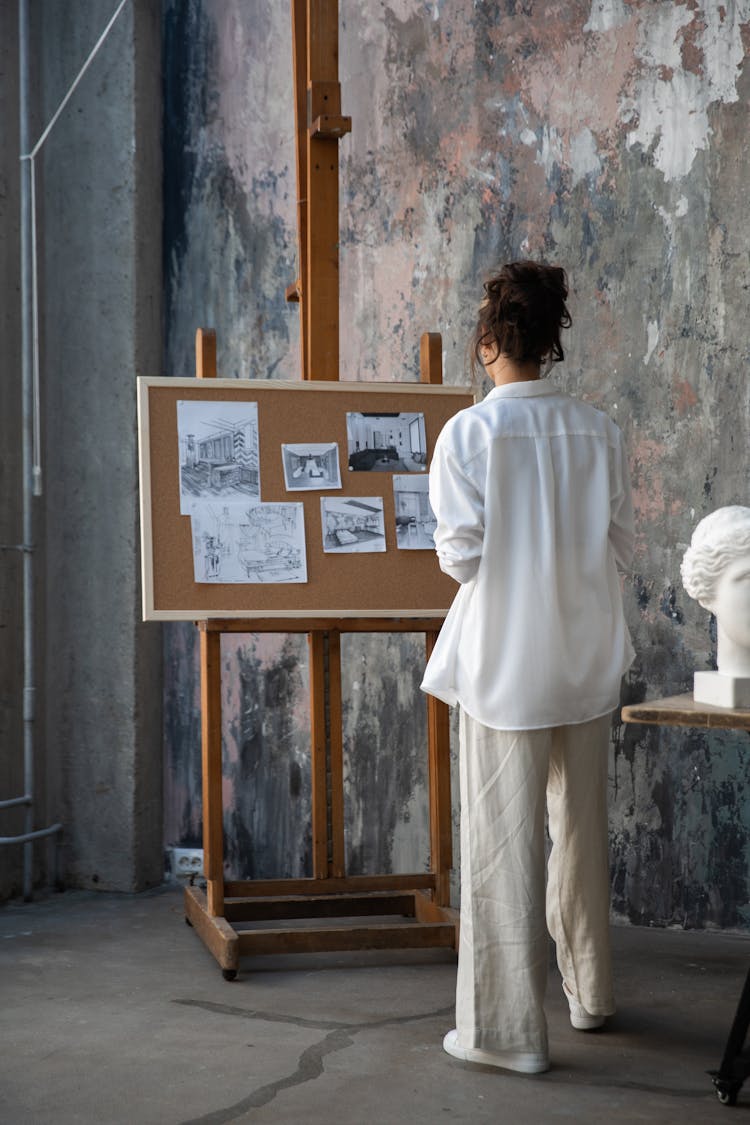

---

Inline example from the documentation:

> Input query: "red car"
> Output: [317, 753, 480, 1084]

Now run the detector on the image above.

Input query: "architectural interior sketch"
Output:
[320, 497, 386, 553]
[346, 412, 427, 472]
[177, 400, 260, 513]
[189, 500, 307, 583]
[281, 442, 342, 491]
[393, 475, 437, 550]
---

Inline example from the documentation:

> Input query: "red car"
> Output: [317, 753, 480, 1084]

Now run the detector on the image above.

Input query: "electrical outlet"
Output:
[170, 847, 204, 880]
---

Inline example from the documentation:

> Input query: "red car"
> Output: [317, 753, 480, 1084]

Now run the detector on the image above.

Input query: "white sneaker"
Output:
[442, 1029, 549, 1074]
[563, 982, 606, 1030]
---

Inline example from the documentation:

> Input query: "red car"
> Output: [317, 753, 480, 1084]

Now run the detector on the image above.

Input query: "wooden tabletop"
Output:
[621, 693, 750, 731]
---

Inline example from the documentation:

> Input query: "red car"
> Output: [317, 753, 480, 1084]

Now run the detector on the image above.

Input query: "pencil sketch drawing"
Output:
[189, 500, 307, 583]
[320, 497, 386, 553]
[177, 400, 260, 513]
[346, 411, 427, 472]
[393, 475, 437, 550]
[281, 442, 342, 491]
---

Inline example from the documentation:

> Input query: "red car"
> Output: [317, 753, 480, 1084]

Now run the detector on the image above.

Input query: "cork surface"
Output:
[138, 378, 474, 619]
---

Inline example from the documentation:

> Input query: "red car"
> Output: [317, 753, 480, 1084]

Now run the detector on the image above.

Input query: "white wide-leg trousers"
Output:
[456, 709, 615, 1057]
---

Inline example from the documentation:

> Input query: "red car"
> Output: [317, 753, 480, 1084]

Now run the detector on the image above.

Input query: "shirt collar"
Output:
[483, 379, 560, 401]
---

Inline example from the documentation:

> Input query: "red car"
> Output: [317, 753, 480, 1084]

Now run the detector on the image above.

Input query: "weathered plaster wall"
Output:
[163, 1, 750, 927]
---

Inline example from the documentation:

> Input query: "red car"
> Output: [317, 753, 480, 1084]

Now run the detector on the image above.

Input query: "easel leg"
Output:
[309, 631, 329, 878]
[426, 631, 452, 907]
[308, 629, 345, 879]
[200, 627, 225, 916]
[328, 630, 345, 878]
[419, 340, 452, 909]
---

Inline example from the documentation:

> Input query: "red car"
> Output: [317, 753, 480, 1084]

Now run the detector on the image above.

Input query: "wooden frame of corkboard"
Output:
[137, 376, 475, 621]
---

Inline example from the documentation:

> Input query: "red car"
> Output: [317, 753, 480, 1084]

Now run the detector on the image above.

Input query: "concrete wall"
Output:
[0, 0, 163, 897]
[162, 0, 750, 929]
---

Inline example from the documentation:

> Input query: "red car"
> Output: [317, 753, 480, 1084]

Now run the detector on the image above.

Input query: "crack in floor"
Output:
[175, 999, 454, 1124]
[174, 998, 349, 1031]
[175, 997, 716, 1121]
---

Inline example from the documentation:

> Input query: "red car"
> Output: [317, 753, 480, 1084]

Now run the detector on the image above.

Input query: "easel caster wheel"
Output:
[222, 968, 238, 982]
[715, 1085, 739, 1106]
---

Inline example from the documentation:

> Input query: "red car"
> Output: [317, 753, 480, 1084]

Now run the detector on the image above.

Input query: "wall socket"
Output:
[169, 847, 204, 880]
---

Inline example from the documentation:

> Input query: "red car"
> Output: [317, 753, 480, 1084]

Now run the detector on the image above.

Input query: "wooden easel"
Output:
[184, 1, 457, 979]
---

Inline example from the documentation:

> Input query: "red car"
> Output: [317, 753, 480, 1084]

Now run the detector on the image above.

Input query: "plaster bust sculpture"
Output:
[681, 506, 750, 708]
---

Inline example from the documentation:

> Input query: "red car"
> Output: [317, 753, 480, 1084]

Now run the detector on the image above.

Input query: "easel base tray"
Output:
[184, 883, 458, 980]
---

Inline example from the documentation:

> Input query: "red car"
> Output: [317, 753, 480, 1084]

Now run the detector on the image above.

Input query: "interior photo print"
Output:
[346, 411, 427, 472]
[281, 442, 342, 490]
[320, 496, 386, 553]
[393, 475, 437, 550]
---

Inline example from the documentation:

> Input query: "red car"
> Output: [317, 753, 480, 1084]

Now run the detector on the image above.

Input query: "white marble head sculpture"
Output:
[681, 506, 750, 678]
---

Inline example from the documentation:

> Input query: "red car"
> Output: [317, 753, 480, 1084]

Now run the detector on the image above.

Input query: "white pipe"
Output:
[0, 823, 62, 846]
[24, 0, 130, 163]
[18, 0, 36, 901]
[0, 795, 31, 811]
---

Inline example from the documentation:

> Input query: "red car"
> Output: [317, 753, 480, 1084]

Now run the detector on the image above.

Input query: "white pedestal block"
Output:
[694, 671, 750, 709]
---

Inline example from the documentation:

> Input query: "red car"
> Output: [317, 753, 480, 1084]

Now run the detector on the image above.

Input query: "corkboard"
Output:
[137, 377, 475, 620]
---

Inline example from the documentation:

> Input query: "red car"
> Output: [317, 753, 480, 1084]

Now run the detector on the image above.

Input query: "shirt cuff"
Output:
[438, 556, 479, 583]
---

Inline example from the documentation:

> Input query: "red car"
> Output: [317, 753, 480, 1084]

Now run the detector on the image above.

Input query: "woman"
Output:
[421, 261, 634, 1074]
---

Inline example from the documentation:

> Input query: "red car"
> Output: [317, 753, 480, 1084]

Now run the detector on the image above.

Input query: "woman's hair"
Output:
[681, 506, 750, 609]
[472, 260, 571, 376]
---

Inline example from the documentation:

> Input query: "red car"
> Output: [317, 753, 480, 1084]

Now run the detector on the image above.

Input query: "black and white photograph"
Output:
[346, 411, 427, 472]
[281, 442, 342, 490]
[320, 497, 386, 553]
[393, 475, 437, 550]
[177, 400, 260, 513]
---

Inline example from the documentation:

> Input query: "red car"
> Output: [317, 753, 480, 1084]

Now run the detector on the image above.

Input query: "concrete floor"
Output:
[1, 887, 749, 1124]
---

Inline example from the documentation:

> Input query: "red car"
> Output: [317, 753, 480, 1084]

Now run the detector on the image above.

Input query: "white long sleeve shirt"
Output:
[420, 379, 634, 730]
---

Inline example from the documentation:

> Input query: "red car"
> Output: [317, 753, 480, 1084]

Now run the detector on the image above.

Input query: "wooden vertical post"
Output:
[327, 629, 345, 877]
[200, 626, 225, 916]
[305, 0, 343, 380]
[299, 5, 349, 882]
[307, 629, 344, 879]
[195, 327, 217, 381]
[419, 332, 443, 386]
[420, 331, 452, 905]
[308, 631, 329, 878]
[424, 632, 452, 906]
[195, 328, 224, 915]
[288, 0, 309, 378]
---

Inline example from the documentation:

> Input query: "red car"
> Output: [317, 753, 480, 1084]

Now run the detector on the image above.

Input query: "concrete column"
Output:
[36, 0, 163, 891]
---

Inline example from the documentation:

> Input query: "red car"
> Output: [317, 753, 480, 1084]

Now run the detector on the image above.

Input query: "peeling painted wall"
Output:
[163, 1, 750, 927]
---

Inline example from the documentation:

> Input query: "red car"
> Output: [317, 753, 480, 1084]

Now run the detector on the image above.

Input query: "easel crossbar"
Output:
[224, 874, 437, 898]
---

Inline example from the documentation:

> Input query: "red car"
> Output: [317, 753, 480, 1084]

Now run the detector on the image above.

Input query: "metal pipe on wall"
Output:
[0, 0, 62, 899]
[19, 0, 38, 900]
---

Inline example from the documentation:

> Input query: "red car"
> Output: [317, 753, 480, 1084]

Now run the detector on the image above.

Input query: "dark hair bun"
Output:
[473, 260, 572, 371]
